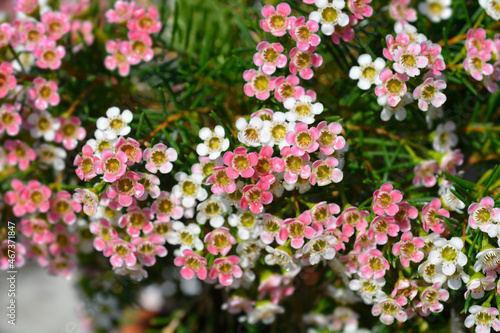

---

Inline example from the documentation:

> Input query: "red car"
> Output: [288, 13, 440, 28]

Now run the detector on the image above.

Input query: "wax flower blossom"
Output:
[413, 160, 440, 187]
[143, 143, 178, 174]
[209, 256, 243, 286]
[413, 77, 447, 111]
[260, 3, 295, 37]
[428, 237, 467, 275]
[290, 16, 320, 51]
[392, 43, 428, 77]
[302, 234, 336, 264]
[375, 69, 409, 107]
[371, 299, 408, 325]
[105, 40, 132, 76]
[368, 216, 400, 245]
[243, 69, 276, 101]
[468, 197, 500, 232]
[415, 283, 449, 315]
[418, 0, 452, 22]
[174, 249, 208, 280]
[94, 149, 128, 182]
[105, 0, 135, 23]
[196, 125, 230, 160]
[260, 111, 294, 148]
[204, 227, 237, 256]
[115, 137, 143, 166]
[96, 107, 133, 140]
[422, 198, 449, 233]
[433, 121, 458, 153]
[41, 11, 70, 40]
[316, 121, 345, 155]
[106, 171, 145, 207]
[48, 191, 82, 225]
[284, 94, 324, 124]
[14, 21, 46, 51]
[309, 0, 349, 36]
[103, 238, 136, 268]
[196, 195, 229, 227]
[358, 249, 390, 279]
[372, 183, 403, 216]
[0, 104, 22, 136]
[54, 116, 86, 150]
[74, 145, 99, 181]
[73, 188, 99, 216]
[310, 157, 343, 186]
[289, 46, 323, 80]
[34, 40, 66, 70]
[336, 206, 369, 237]
[28, 78, 60, 110]
[464, 47, 494, 81]
[286, 122, 319, 157]
[223, 147, 258, 179]
[0, 62, 17, 98]
[127, 6, 162, 34]
[253, 42, 287, 75]
[5, 140, 36, 171]
[349, 54, 386, 90]
[166, 222, 204, 252]
[151, 191, 183, 222]
[280, 146, 311, 184]
[465, 306, 500, 333]
[240, 183, 273, 214]
[389, 0, 417, 22]
[127, 31, 154, 65]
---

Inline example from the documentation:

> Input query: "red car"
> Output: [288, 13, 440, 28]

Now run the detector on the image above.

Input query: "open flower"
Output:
[166, 222, 204, 251]
[5, 140, 36, 171]
[127, 31, 154, 65]
[368, 216, 400, 245]
[34, 40, 66, 70]
[41, 11, 70, 40]
[280, 146, 311, 184]
[127, 6, 162, 34]
[413, 160, 440, 187]
[349, 54, 386, 90]
[310, 157, 343, 186]
[174, 249, 208, 280]
[428, 237, 467, 275]
[279, 213, 316, 249]
[358, 249, 390, 279]
[74, 145, 100, 181]
[289, 46, 323, 80]
[284, 94, 324, 124]
[260, 3, 295, 37]
[196, 194, 229, 227]
[372, 183, 403, 216]
[132, 235, 167, 266]
[422, 198, 449, 233]
[28, 78, 60, 110]
[151, 191, 184, 221]
[413, 77, 446, 111]
[54, 116, 86, 150]
[196, 125, 230, 160]
[243, 69, 276, 100]
[253, 42, 287, 75]
[96, 107, 133, 140]
[418, 0, 452, 22]
[73, 188, 99, 216]
[94, 149, 128, 182]
[468, 197, 500, 232]
[290, 16, 320, 50]
[0, 62, 17, 98]
[336, 206, 370, 237]
[392, 232, 425, 267]
[48, 190, 81, 225]
[103, 238, 137, 268]
[309, 0, 349, 36]
[106, 0, 135, 23]
[143, 143, 178, 174]
[286, 122, 319, 157]
[107, 171, 145, 207]
[105, 39, 131, 76]
[240, 182, 273, 214]
[371, 299, 407, 325]
[464, 47, 494, 81]
[204, 227, 237, 256]
[223, 147, 258, 179]
[375, 68, 409, 107]
[303, 234, 336, 264]
[0, 104, 22, 136]
[465, 306, 500, 333]
[414, 283, 449, 315]
[209, 256, 243, 286]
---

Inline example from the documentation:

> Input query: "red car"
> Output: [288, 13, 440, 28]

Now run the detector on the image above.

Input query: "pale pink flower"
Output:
[422, 198, 449, 233]
[368, 216, 400, 245]
[103, 238, 137, 268]
[316, 121, 346, 155]
[74, 145, 100, 181]
[323, 227, 349, 252]
[286, 122, 319, 157]
[289, 46, 323, 80]
[208, 165, 237, 194]
[48, 190, 81, 225]
[259, 214, 286, 245]
[73, 188, 99, 216]
[55, 116, 86, 150]
[336, 206, 369, 237]
[374, 68, 409, 107]
[119, 205, 153, 236]
[21, 180, 52, 214]
[389, 0, 417, 23]
[257, 274, 294, 304]
[243, 69, 276, 100]
[0, 240, 26, 270]
[127, 6, 162, 34]
[308, 201, 340, 232]
[89, 218, 119, 251]
[42, 11, 70, 40]
[115, 137, 142, 166]
[391, 278, 419, 306]
[34, 40, 66, 70]
[105, 0, 135, 24]
[204, 227, 237, 256]
[0, 62, 16, 98]
[466, 28, 494, 52]
[279, 212, 316, 249]
[5, 179, 28, 217]
[143, 143, 178, 174]
[415, 283, 449, 315]
[421, 41, 446, 75]
[464, 47, 494, 81]
[223, 147, 258, 179]
[136, 172, 161, 200]
[358, 249, 390, 279]
[290, 16, 320, 51]
[131, 234, 167, 266]
[465, 273, 495, 299]
[393, 201, 418, 232]
[353, 230, 377, 252]
[14, 0, 39, 15]
[105, 40, 131, 76]
[393, 43, 428, 77]
[240, 182, 273, 214]
[413, 77, 446, 111]
[14, 20, 46, 51]
[47, 256, 76, 279]
[372, 298, 408, 325]
[339, 251, 361, 275]
[151, 191, 183, 221]
[392, 231, 425, 267]
[0, 23, 13, 48]
[280, 146, 311, 184]
[413, 160, 439, 187]
[106, 171, 145, 207]
[0, 104, 22, 136]
[20, 218, 54, 244]
[49, 224, 77, 256]
[383, 33, 410, 61]
[70, 20, 94, 53]
[253, 41, 287, 75]
[174, 249, 208, 280]
[440, 149, 463, 175]
[260, 3, 295, 37]
[209, 256, 243, 286]
[93, 149, 128, 182]
[465, 306, 500, 333]
[372, 183, 403, 216]
[468, 197, 500, 232]
[310, 158, 343, 186]
[273, 75, 305, 102]
[5, 140, 36, 171]
[348, 0, 373, 20]
[28, 77, 60, 110]
[331, 15, 357, 44]
[127, 31, 154, 65]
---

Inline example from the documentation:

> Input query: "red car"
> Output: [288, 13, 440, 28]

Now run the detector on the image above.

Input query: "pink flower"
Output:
[28, 77, 60, 110]
[393, 201, 418, 232]
[73, 188, 99, 216]
[136, 172, 161, 200]
[331, 15, 357, 44]
[151, 191, 183, 221]
[34, 40, 66, 70]
[290, 16, 320, 51]
[93, 149, 128, 182]
[49, 225, 77, 256]
[413, 160, 439, 187]
[289, 46, 323, 80]
[105, 39, 131, 76]
[54, 116, 86, 150]
[252, 146, 284, 182]
[48, 190, 81, 225]
[47, 256, 76, 279]
[143, 143, 178, 174]
[372, 183, 403, 216]
[280, 146, 311, 184]
[389, 0, 417, 23]
[21, 180, 52, 214]
[127, 31, 154, 65]
[74, 145, 100, 181]
[107, 171, 145, 207]
[374, 69, 409, 107]
[464, 47, 494, 81]
[243, 69, 276, 100]
[286, 122, 319, 157]
[131, 235, 167, 266]
[14, 20, 46, 51]
[353, 230, 377, 252]
[70, 20, 94, 53]
[392, 231, 425, 267]
[103, 238, 137, 268]
[368, 216, 400, 245]
[204, 227, 237, 256]
[347, 0, 373, 20]
[336, 206, 370, 237]
[253, 41, 287, 75]
[391, 278, 419, 306]
[310, 158, 343, 186]
[5, 140, 36, 171]
[468, 197, 500, 232]
[393, 43, 428, 77]
[279, 212, 316, 249]
[371, 299, 408, 325]
[414, 283, 449, 315]
[0, 62, 16, 98]
[209, 255, 243, 286]
[14, 0, 39, 15]
[274, 75, 305, 102]
[20, 218, 54, 244]
[115, 136, 143, 166]
[119, 206, 153, 237]
[42, 11, 70, 40]
[358, 249, 390, 279]
[383, 33, 410, 61]
[260, 214, 286, 244]
[413, 77, 447, 111]
[105, 0, 135, 23]
[223, 147, 258, 179]
[90, 218, 119, 251]
[0, 240, 26, 270]
[208, 165, 236, 194]
[260, 3, 295, 37]
[258, 274, 294, 304]
[440, 149, 464, 175]
[174, 249, 208, 280]
[421, 41, 446, 75]
[0, 23, 13, 48]
[240, 182, 273, 214]
[5, 179, 28, 217]
[316, 121, 346, 155]
[308, 201, 340, 232]
[422, 198, 449, 233]
[466, 28, 494, 52]
[0, 104, 22, 136]
[127, 6, 162, 34]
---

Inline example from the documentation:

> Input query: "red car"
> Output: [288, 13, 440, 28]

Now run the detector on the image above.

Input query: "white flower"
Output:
[284, 95, 324, 124]
[348, 277, 386, 304]
[245, 302, 284, 325]
[433, 121, 457, 152]
[165, 222, 204, 251]
[418, 0, 452, 22]
[196, 195, 229, 228]
[394, 22, 427, 43]
[264, 245, 298, 271]
[426, 106, 444, 129]
[302, 234, 336, 265]
[86, 129, 117, 158]
[228, 210, 262, 240]
[465, 274, 495, 299]
[172, 172, 208, 215]
[27, 110, 60, 141]
[236, 117, 263, 147]
[479, 0, 500, 20]
[260, 111, 295, 148]
[440, 184, 465, 213]
[349, 54, 386, 90]
[465, 305, 500, 333]
[96, 107, 133, 139]
[36, 143, 67, 170]
[418, 260, 447, 283]
[447, 266, 469, 290]
[475, 247, 500, 272]
[236, 238, 265, 268]
[428, 237, 467, 276]
[379, 92, 413, 121]
[196, 125, 230, 159]
[309, 0, 349, 36]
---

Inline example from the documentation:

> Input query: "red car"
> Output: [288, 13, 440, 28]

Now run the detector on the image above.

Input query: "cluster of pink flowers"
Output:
[104, 1, 161, 76]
